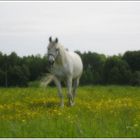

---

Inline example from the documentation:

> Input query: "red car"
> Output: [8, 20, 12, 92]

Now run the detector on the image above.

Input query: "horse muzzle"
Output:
[48, 60, 54, 66]
[48, 54, 55, 66]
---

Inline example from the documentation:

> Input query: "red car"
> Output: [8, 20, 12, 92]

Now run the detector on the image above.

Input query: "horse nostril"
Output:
[49, 60, 54, 65]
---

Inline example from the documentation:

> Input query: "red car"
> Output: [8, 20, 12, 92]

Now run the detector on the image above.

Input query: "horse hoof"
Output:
[69, 102, 75, 107]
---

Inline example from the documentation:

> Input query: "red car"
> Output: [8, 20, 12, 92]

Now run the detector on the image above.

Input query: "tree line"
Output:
[0, 50, 139, 87]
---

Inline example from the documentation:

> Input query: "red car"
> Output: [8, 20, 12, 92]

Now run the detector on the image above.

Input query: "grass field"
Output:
[0, 86, 140, 138]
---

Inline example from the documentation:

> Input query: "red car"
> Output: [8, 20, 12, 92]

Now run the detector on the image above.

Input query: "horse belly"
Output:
[73, 62, 83, 78]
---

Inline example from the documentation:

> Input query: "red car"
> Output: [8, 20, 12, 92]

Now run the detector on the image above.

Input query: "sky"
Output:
[0, 2, 140, 56]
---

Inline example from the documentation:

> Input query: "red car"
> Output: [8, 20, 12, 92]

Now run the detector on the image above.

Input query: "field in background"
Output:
[0, 86, 140, 138]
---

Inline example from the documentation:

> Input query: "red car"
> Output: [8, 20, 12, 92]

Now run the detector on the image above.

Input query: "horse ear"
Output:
[55, 38, 58, 43]
[49, 36, 52, 43]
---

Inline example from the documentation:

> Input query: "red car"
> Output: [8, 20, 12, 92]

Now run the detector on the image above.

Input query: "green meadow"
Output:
[0, 86, 140, 138]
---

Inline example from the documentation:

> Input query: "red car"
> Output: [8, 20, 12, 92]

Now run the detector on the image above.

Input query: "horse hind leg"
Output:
[72, 78, 79, 103]
[67, 77, 74, 106]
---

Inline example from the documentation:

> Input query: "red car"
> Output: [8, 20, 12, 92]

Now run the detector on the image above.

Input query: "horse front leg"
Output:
[67, 77, 74, 106]
[53, 77, 64, 107]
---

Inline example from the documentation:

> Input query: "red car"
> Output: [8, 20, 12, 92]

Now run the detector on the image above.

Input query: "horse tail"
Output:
[40, 73, 54, 87]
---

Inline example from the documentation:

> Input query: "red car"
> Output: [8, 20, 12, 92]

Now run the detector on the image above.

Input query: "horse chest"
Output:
[52, 65, 67, 78]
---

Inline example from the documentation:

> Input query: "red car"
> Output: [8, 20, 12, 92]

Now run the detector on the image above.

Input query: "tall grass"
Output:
[0, 86, 140, 137]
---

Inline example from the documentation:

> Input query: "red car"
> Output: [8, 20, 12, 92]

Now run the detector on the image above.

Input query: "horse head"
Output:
[47, 37, 60, 66]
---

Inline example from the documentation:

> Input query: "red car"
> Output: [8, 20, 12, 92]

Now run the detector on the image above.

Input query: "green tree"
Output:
[103, 56, 132, 85]
[123, 51, 140, 72]
[80, 51, 106, 85]
[131, 71, 140, 86]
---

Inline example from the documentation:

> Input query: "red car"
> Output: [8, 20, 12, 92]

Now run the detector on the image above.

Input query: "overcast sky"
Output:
[0, 2, 140, 56]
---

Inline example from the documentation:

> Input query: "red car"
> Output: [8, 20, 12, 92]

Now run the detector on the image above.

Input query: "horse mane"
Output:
[56, 43, 67, 65]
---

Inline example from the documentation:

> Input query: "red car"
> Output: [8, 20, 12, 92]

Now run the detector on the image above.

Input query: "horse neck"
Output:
[55, 45, 66, 66]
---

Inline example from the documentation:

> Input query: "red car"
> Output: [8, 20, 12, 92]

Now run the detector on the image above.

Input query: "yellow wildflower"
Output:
[22, 119, 26, 122]
[134, 124, 138, 127]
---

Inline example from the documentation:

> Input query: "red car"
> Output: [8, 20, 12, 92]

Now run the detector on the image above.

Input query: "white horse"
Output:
[46, 37, 83, 107]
